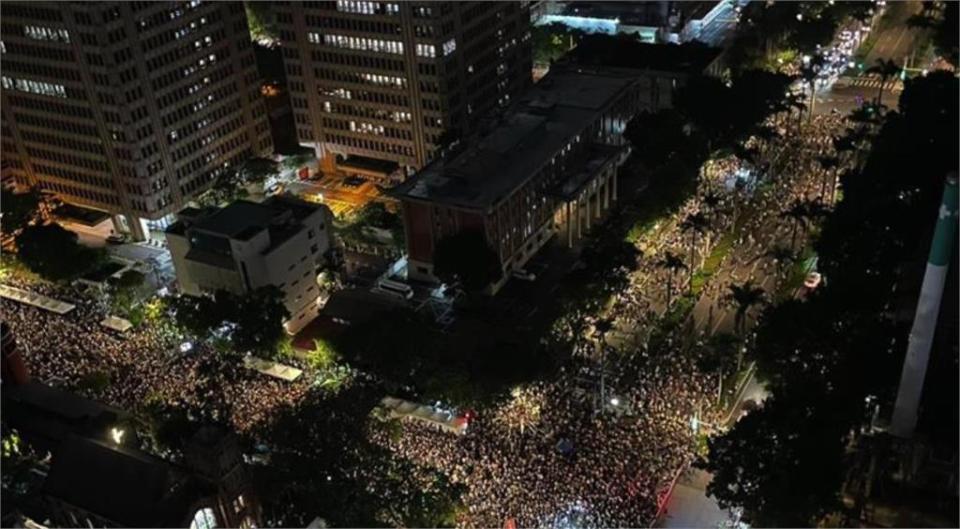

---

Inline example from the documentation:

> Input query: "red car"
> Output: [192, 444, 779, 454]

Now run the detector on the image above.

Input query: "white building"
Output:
[166, 195, 332, 333]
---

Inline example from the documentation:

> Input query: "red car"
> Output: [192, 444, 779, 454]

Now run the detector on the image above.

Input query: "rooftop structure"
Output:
[167, 194, 333, 332]
[393, 67, 642, 292]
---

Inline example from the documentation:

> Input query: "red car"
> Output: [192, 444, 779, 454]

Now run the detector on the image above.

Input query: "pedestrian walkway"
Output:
[837, 75, 904, 92]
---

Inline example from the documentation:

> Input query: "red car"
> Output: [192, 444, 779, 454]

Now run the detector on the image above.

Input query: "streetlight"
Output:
[796, 13, 803, 21]
[610, 397, 620, 407]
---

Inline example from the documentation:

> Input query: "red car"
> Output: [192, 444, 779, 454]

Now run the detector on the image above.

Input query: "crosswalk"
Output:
[839, 76, 904, 92]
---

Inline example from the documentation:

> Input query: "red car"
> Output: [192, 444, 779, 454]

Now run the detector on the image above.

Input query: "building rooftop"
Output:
[393, 70, 634, 210]
[43, 435, 196, 527]
[167, 194, 325, 259]
[568, 35, 722, 74]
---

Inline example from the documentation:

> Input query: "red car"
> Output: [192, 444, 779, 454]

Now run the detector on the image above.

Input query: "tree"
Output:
[432, 230, 502, 292]
[730, 70, 795, 134]
[727, 281, 765, 339]
[696, 332, 740, 403]
[0, 187, 40, 236]
[675, 76, 736, 152]
[624, 109, 690, 169]
[239, 157, 280, 185]
[865, 58, 901, 107]
[780, 200, 813, 250]
[15, 224, 105, 281]
[680, 212, 711, 282]
[764, 245, 797, 287]
[657, 251, 687, 308]
[232, 286, 290, 356]
[799, 56, 825, 123]
[169, 286, 289, 357]
[701, 388, 847, 527]
[816, 155, 841, 202]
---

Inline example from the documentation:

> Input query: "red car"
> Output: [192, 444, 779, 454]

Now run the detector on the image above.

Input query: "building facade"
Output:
[393, 67, 644, 293]
[166, 194, 332, 333]
[274, 1, 532, 179]
[0, 1, 272, 240]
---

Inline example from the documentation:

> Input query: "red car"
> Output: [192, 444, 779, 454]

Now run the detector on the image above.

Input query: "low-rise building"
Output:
[166, 195, 333, 333]
[393, 67, 642, 293]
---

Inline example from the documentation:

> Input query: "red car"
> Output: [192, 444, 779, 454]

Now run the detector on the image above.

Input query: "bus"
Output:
[374, 278, 413, 300]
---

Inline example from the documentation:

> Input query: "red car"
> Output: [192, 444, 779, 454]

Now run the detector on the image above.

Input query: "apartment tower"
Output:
[0, 1, 272, 240]
[274, 1, 532, 180]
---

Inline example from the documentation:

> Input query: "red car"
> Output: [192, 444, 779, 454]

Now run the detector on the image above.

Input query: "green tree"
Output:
[865, 58, 902, 107]
[657, 251, 687, 308]
[169, 286, 289, 356]
[15, 224, 105, 281]
[727, 281, 765, 338]
[0, 187, 40, 236]
[701, 388, 847, 527]
[680, 212, 711, 282]
[624, 109, 690, 169]
[232, 286, 290, 356]
[433, 230, 502, 292]
[764, 245, 797, 285]
[239, 157, 280, 185]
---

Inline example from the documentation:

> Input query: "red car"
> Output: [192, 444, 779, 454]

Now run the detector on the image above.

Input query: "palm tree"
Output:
[727, 281, 765, 371]
[780, 200, 812, 250]
[782, 91, 807, 134]
[680, 212, 711, 285]
[800, 56, 824, 124]
[816, 155, 840, 203]
[866, 58, 901, 107]
[696, 332, 740, 404]
[657, 251, 688, 308]
[728, 281, 765, 334]
[764, 244, 797, 285]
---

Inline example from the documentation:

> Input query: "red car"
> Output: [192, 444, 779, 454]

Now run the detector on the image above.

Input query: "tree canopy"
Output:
[170, 286, 290, 357]
[0, 187, 40, 236]
[15, 224, 105, 281]
[432, 230, 502, 292]
[701, 66, 959, 528]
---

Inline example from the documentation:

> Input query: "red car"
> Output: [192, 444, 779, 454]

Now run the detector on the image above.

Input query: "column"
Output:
[604, 171, 612, 210]
[566, 201, 573, 247]
[576, 197, 583, 240]
[612, 171, 618, 201]
[585, 192, 592, 230]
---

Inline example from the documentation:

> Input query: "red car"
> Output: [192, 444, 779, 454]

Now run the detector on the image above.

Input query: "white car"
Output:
[804, 272, 823, 289]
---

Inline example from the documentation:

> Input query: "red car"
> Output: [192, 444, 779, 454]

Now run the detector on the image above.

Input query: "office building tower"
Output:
[273, 1, 532, 181]
[0, 1, 272, 240]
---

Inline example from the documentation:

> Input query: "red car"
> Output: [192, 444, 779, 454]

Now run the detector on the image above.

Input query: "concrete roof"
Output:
[393, 70, 634, 210]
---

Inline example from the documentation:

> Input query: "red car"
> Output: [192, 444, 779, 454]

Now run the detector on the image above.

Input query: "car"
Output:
[804, 271, 822, 289]
[106, 233, 126, 244]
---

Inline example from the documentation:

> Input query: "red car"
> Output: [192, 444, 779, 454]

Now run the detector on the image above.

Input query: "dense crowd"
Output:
[0, 276, 312, 434]
[1, 104, 851, 527]
[372, 108, 852, 528]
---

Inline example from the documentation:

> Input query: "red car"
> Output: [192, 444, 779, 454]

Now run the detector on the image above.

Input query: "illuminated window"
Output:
[1, 76, 67, 98]
[323, 34, 403, 55]
[189, 508, 217, 529]
[416, 43, 436, 58]
[24, 25, 70, 43]
[442, 38, 456, 56]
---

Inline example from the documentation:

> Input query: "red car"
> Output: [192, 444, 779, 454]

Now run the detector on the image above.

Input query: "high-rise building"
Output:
[0, 1, 272, 240]
[274, 1, 532, 180]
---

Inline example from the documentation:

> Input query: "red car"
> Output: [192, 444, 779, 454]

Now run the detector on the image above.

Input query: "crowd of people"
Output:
[0, 100, 853, 527]
[0, 275, 312, 434]
[372, 107, 852, 527]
